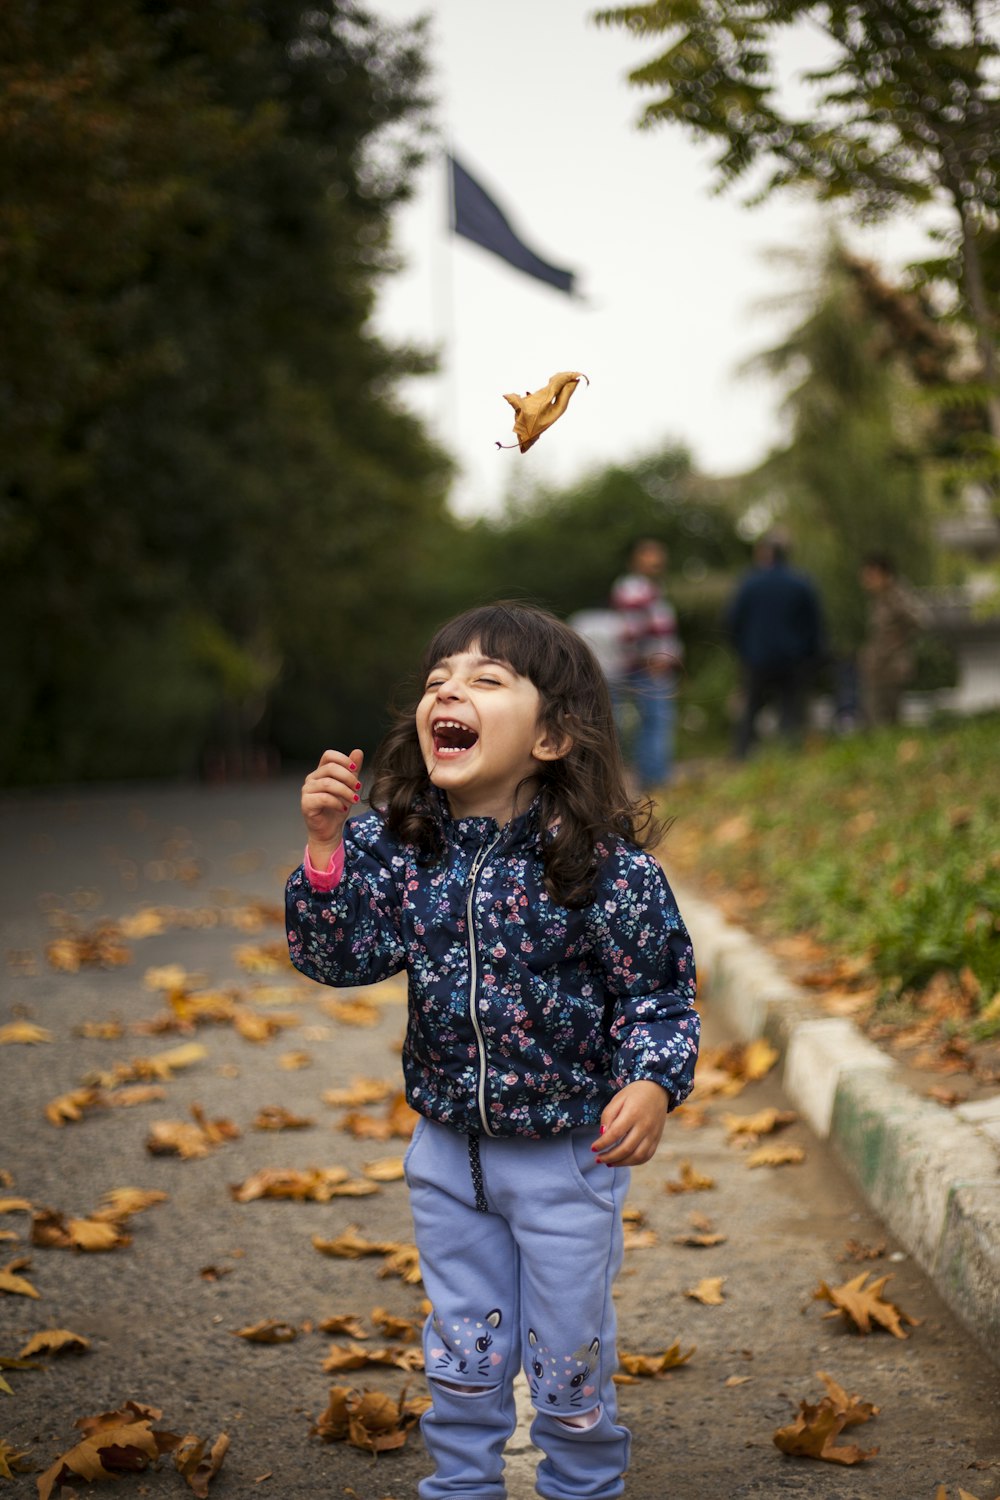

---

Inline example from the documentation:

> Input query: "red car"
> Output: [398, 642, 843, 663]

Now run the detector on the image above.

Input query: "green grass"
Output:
[668, 713, 1000, 1010]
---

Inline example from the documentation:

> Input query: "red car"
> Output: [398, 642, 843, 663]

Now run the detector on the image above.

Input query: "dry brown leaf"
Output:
[499, 371, 589, 453]
[841, 1238, 887, 1263]
[146, 1105, 239, 1159]
[173, 1431, 230, 1498]
[616, 1340, 695, 1377]
[322, 1077, 395, 1108]
[312, 1227, 398, 1259]
[317, 1314, 369, 1339]
[313, 1383, 424, 1453]
[233, 941, 291, 974]
[279, 1050, 313, 1070]
[665, 1161, 715, 1194]
[45, 1087, 104, 1126]
[362, 1156, 406, 1182]
[0, 1438, 33, 1478]
[36, 1418, 160, 1500]
[105, 1084, 169, 1110]
[673, 1231, 727, 1247]
[813, 1272, 921, 1338]
[378, 1245, 422, 1285]
[230, 1166, 367, 1203]
[119, 909, 167, 938]
[252, 1105, 315, 1131]
[233, 1320, 298, 1344]
[0, 1255, 40, 1297]
[722, 1107, 797, 1142]
[725, 1374, 751, 1386]
[0, 1196, 33, 1213]
[772, 1370, 879, 1465]
[623, 1226, 657, 1250]
[685, 1277, 725, 1305]
[31, 1208, 131, 1252]
[340, 1090, 419, 1142]
[0, 1020, 53, 1044]
[324, 998, 381, 1027]
[371, 1307, 421, 1342]
[144, 963, 196, 991]
[18, 1328, 90, 1358]
[746, 1143, 806, 1168]
[45, 925, 131, 973]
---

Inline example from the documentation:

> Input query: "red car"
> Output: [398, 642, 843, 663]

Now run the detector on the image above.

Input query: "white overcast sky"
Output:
[368, 0, 946, 517]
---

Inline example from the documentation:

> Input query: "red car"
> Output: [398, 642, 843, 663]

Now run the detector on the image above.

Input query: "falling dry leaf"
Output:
[813, 1272, 920, 1338]
[746, 1144, 806, 1168]
[18, 1328, 90, 1358]
[772, 1370, 879, 1465]
[233, 1320, 298, 1344]
[498, 371, 589, 453]
[685, 1277, 726, 1305]
[665, 1161, 715, 1194]
[0, 1020, 53, 1044]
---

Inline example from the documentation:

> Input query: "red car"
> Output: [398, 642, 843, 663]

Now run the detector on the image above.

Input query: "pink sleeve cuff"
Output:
[303, 842, 345, 892]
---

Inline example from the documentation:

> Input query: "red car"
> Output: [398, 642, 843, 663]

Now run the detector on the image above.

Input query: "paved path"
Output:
[1, 779, 998, 1498]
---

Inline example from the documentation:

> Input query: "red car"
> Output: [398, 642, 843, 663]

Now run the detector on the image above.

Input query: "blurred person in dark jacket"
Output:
[726, 534, 825, 759]
[858, 552, 925, 728]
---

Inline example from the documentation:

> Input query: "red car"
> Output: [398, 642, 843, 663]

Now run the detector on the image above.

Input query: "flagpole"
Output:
[432, 145, 458, 443]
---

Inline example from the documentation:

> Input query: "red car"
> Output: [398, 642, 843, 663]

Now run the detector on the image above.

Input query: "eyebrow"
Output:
[426, 655, 513, 674]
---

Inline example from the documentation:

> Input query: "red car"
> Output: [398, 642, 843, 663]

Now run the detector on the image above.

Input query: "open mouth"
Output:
[432, 719, 479, 756]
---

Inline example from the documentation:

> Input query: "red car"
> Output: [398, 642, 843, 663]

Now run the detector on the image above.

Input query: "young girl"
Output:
[286, 601, 699, 1500]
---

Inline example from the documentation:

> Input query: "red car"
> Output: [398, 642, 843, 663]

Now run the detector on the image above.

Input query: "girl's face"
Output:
[416, 645, 568, 823]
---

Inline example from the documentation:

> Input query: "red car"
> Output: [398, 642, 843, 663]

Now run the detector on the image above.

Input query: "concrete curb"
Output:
[676, 884, 1000, 1368]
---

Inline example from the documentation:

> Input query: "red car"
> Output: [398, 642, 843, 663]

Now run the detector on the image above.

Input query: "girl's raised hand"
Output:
[301, 748, 364, 866]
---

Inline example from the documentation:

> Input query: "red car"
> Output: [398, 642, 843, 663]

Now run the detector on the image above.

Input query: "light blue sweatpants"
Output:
[404, 1116, 632, 1499]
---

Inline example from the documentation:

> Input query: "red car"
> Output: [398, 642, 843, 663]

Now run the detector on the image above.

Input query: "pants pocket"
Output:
[564, 1127, 618, 1211]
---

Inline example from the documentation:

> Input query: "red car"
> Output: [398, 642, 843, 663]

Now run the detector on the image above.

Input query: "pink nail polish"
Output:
[353, 794, 359, 802]
[355, 782, 362, 791]
[349, 762, 357, 771]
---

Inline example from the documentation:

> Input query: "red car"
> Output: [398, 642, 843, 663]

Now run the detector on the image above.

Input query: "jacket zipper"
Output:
[466, 832, 504, 1136]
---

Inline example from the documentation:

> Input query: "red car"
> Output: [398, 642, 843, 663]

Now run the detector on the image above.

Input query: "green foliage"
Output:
[0, 0, 452, 782]
[672, 714, 1000, 1005]
[742, 245, 938, 653]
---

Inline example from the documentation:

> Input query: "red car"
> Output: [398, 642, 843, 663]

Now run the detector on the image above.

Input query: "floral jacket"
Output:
[285, 800, 699, 1140]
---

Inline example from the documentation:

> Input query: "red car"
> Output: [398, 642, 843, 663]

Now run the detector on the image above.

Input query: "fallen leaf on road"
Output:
[18, 1328, 90, 1357]
[322, 1342, 423, 1374]
[45, 925, 131, 972]
[92, 1187, 168, 1221]
[322, 998, 381, 1027]
[813, 1272, 920, 1338]
[0, 1439, 32, 1478]
[378, 1245, 422, 1285]
[252, 1105, 315, 1131]
[314, 1385, 427, 1453]
[685, 1277, 725, 1305]
[312, 1227, 400, 1259]
[773, 1369, 879, 1465]
[841, 1238, 886, 1262]
[31, 1209, 131, 1252]
[233, 1320, 298, 1343]
[673, 1230, 727, 1247]
[362, 1156, 406, 1182]
[340, 1092, 419, 1141]
[725, 1374, 751, 1386]
[665, 1161, 715, 1194]
[231, 1167, 376, 1203]
[233, 942, 291, 974]
[623, 1225, 657, 1250]
[371, 1308, 421, 1342]
[323, 1077, 395, 1108]
[36, 1414, 162, 1500]
[147, 1105, 240, 1159]
[746, 1144, 806, 1168]
[617, 1341, 695, 1376]
[318, 1314, 369, 1339]
[173, 1431, 229, 1497]
[0, 1256, 40, 1297]
[0, 1020, 53, 1044]
[722, 1108, 797, 1143]
[279, 1050, 313, 1069]
[0, 1197, 33, 1214]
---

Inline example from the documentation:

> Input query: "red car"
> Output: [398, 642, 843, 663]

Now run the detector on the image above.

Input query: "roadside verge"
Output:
[676, 882, 1000, 1369]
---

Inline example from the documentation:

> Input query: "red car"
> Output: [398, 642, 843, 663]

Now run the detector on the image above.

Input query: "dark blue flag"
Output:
[448, 154, 576, 295]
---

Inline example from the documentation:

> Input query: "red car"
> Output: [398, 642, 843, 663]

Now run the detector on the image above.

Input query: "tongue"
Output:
[437, 726, 477, 751]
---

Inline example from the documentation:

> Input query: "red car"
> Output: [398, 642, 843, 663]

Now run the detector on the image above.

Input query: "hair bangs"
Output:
[423, 602, 568, 690]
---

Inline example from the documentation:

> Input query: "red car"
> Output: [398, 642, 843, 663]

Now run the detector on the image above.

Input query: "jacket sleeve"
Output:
[588, 843, 699, 1107]
[285, 812, 406, 989]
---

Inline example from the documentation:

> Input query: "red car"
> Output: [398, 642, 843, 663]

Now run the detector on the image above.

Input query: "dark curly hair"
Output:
[369, 601, 660, 908]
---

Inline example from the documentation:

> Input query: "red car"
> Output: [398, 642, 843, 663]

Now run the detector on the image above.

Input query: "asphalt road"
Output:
[1, 777, 998, 1500]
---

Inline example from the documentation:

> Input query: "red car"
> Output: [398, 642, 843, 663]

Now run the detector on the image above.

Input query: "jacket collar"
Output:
[432, 787, 544, 853]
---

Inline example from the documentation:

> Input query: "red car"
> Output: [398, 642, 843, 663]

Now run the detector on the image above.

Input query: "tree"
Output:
[0, 1, 452, 781]
[593, 1, 1000, 440]
[741, 243, 937, 651]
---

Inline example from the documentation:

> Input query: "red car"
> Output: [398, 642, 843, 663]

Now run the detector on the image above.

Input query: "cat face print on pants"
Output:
[428, 1308, 503, 1382]
[527, 1328, 600, 1411]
